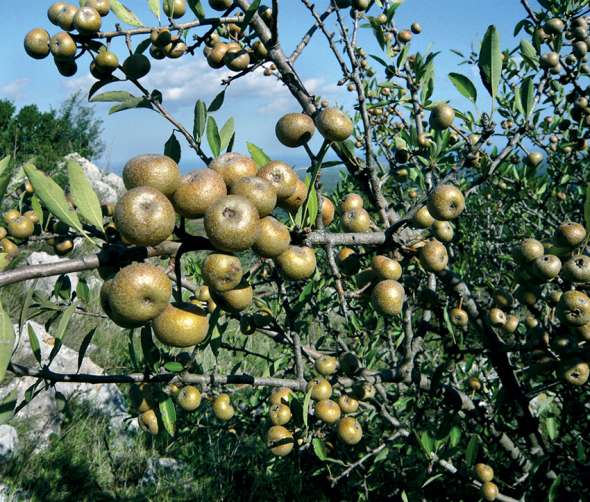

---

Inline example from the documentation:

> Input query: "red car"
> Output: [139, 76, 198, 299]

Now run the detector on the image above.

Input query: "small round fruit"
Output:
[203, 253, 243, 293]
[7, 217, 34, 239]
[130, 383, 156, 413]
[503, 315, 519, 334]
[544, 17, 565, 35]
[24, 29, 51, 59]
[213, 282, 253, 313]
[514, 238, 544, 264]
[224, 45, 250, 71]
[50, 32, 77, 60]
[276, 246, 317, 280]
[267, 425, 294, 456]
[114, 186, 175, 246]
[432, 220, 454, 242]
[372, 280, 404, 315]
[108, 263, 172, 324]
[315, 355, 338, 376]
[275, 113, 316, 147]
[411, 22, 422, 34]
[151, 28, 172, 48]
[413, 206, 435, 228]
[279, 178, 307, 213]
[206, 43, 229, 68]
[257, 161, 298, 200]
[95, 48, 119, 73]
[526, 151, 543, 168]
[562, 255, 590, 283]
[153, 302, 209, 347]
[253, 216, 291, 258]
[371, 255, 402, 280]
[163, 0, 186, 18]
[558, 290, 590, 326]
[55, 59, 78, 77]
[427, 184, 465, 221]
[560, 358, 589, 385]
[338, 395, 359, 414]
[122, 54, 151, 80]
[419, 240, 448, 272]
[269, 403, 291, 426]
[204, 195, 260, 252]
[341, 193, 364, 212]
[468, 376, 481, 391]
[489, 308, 507, 327]
[209, 0, 233, 11]
[123, 154, 181, 197]
[555, 222, 586, 247]
[0, 239, 18, 258]
[138, 409, 159, 435]
[429, 103, 455, 130]
[0, 228, 6, 240]
[337, 417, 363, 445]
[55, 3, 78, 31]
[315, 399, 341, 424]
[540, 51, 560, 68]
[177, 385, 201, 411]
[450, 308, 468, 327]
[342, 208, 371, 232]
[173, 169, 227, 218]
[270, 387, 292, 405]
[306, 377, 332, 401]
[532, 254, 562, 280]
[481, 482, 499, 502]
[212, 393, 235, 421]
[475, 463, 494, 483]
[315, 108, 353, 142]
[209, 153, 257, 188]
[73, 6, 102, 34]
[397, 30, 412, 43]
[231, 176, 276, 217]
[48, 2, 67, 24]
[321, 197, 335, 226]
[85, 0, 110, 16]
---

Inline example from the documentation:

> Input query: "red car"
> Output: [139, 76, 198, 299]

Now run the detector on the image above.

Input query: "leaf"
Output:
[219, 117, 235, 153]
[548, 475, 562, 502]
[449, 425, 461, 448]
[30, 195, 44, 227]
[135, 38, 152, 55]
[77, 328, 96, 372]
[164, 132, 182, 163]
[545, 416, 558, 441]
[193, 100, 207, 141]
[109, 97, 151, 114]
[110, 0, 144, 26]
[48, 304, 75, 364]
[239, 0, 261, 29]
[0, 389, 16, 425]
[247, 142, 270, 168]
[76, 278, 90, 304]
[448, 73, 477, 104]
[312, 438, 328, 461]
[465, 435, 479, 466]
[187, 0, 205, 19]
[207, 117, 221, 158]
[159, 397, 176, 436]
[418, 431, 434, 454]
[67, 160, 105, 233]
[478, 25, 501, 100]
[208, 90, 226, 112]
[23, 163, 89, 242]
[147, 0, 160, 19]
[164, 361, 184, 372]
[0, 155, 12, 203]
[0, 300, 15, 382]
[520, 39, 539, 68]
[88, 77, 120, 101]
[584, 184, 590, 234]
[302, 386, 313, 428]
[520, 77, 535, 118]
[27, 324, 42, 365]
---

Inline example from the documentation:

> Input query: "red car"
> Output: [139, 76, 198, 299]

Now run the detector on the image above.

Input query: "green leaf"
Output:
[0, 389, 16, 425]
[302, 386, 313, 428]
[30, 195, 44, 227]
[219, 117, 235, 153]
[147, 0, 160, 19]
[520, 39, 539, 68]
[193, 100, 207, 141]
[159, 397, 176, 436]
[76, 279, 90, 304]
[0, 155, 12, 203]
[448, 73, 477, 104]
[207, 117, 221, 158]
[548, 474, 562, 502]
[23, 163, 89, 242]
[465, 435, 479, 466]
[135, 38, 152, 55]
[90, 91, 136, 103]
[247, 142, 270, 168]
[208, 90, 226, 112]
[27, 324, 42, 366]
[67, 160, 105, 233]
[545, 416, 558, 441]
[239, 0, 261, 29]
[478, 25, 501, 100]
[187, 0, 205, 19]
[0, 300, 15, 382]
[312, 438, 328, 461]
[0, 253, 10, 272]
[584, 184, 590, 234]
[513, 85, 524, 115]
[520, 77, 535, 118]
[164, 361, 184, 372]
[164, 132, 182, 163]
[418, 431, 434, 454]
[77, 328, 96, 372]
[110, 0, 144, 26]
[48, 304, 76, 363]
[109, 97, 151, 114]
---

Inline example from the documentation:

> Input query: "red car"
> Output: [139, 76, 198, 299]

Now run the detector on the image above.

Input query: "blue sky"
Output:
[1, 1, 531, 174]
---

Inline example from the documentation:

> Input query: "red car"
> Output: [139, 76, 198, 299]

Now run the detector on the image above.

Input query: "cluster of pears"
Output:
[538, 16, 590, 76]
[475, 463, 499, 501]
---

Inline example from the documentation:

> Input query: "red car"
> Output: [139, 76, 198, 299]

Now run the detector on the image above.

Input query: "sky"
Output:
[1, 0, 532, 174]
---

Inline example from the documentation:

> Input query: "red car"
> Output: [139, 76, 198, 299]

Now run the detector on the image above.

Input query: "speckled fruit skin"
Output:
[267, 425, 294, 456]
[230, 176, 277, 216]
[209, 152, 258, 188]
[315, 108, 353, 142]
[257, 161, 298, 200]
[275, 113, 316, 147]
[253, 216, 291, 258]
[122, 154, 181, 197]
[173, 169, 227, 218]
[276, 246, 317, 280]
[202, 253, 243, 293]
[152, 302, 209, 347]
[371, 280, 405, 315]
[204, 195, 260, 252]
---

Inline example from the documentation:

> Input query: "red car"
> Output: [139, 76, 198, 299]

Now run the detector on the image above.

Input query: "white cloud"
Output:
[0, 79, 30, 100]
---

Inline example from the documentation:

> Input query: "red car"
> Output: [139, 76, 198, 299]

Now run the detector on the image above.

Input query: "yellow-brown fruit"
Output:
[3, 210, 20, 224]
[315, 399, 341, 424]
[413, 206, 435, 228]
[558, 290, 590, 326]
[468, 376, 481, 391]
[54, 3, 78, 31]
[50, 31, 77, 60]
[212, 393, 235, 421]
[130, 383, 157, 413]
[555, 221, 587, 247]
[253, 216, 291, 258]
[503, 314, 519, 334]
[138, 409, 159, 435]
[397, 30, 413, 43]
[475, 463, 494, 483]
[224, 45, 250, 71]
[206, 43, 229, 68]
[371, 255, 402, 280]
[54, 239, 74, 255]
[531, 254, 561, 280]
[429, 103, 455, 130]
[338, 395, 359, 414]
[337, 417, 363, 445]
[269, 403, 291, 426]
[450, 307, 469, 327]
[252, 40, 268, 60]
[427, 184, 465, 220]
[7, 217, 34, 239]
[514, 238, 544, 264]
[488, 307, 507, 327]
[163, 0, 186, 18]
[315, 355, 338, 376]
[372, 279, 404, 315]
[493, 289, 514, 309]
[56, 59, 78, 77]
[153, 302, 209, 347]
[204, 195, 260, 252]
[114, 187, 176, 246]
[432, 220, 454, 242]
[0, 228, 6, 240]
[257, 161, 298, 200]
[48, 2, 68, 25]
[270, 387, 293, 405]
[151, 28, 172, 48]
[122, 154, 181, 197]
[108, 263, 172, 325]
[306, 377, 332, 401]
[276, 246, 317, 280]
[209, 152, 257, 188]
[95, 48, 118, 73]
[230, 176, 276, 217]
[560, 358, 589, 385]
[275, 113, 316, 147]
[209, 0, 233, 11]
[315, 108, 353, 142]
[24, 28, 51, 59]
[341, 193, 364, 212]
[73, 6, 102, 35]
[177, 385, 201, 411]
[212, 282, 253, 313]
[342, 207, 371, 232]
[203, 253, 243, 293]
[267, 425, 294, 456]
[173, 169, 227, 218]
[321, 197, 335, 226]
[563, 255, 590, 283]
[0, 239, 18, 258]
[526, 151, 543, 168]
[85, 0, 110, 16]
[279, 178, 307, 213]
[419, 240, 448, 272]
[481, 482, 499, 501]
